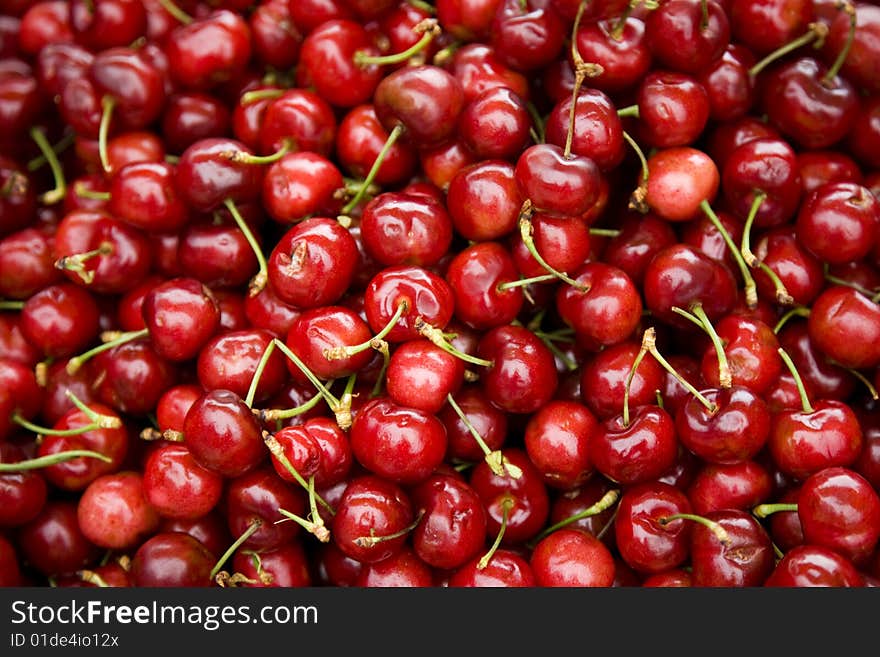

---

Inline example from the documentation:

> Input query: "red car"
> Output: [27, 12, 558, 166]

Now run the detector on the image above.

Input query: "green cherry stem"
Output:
[748, 21, 829, 80]
[65, 328, 149, 376]
[340, 123, 405, 216]
[777, 346, 815, 414]
[324, 301, 407, 361]
[354, 18, 440, 67]
[752, 502, 798, 519]
[27, 131, 75, 172]
[478, 497, 514, 570]
[210, 519, 262, 581]
[28, 126, 67, 205]
[642, 327, 717, 414]
[415, 316, 494, 368]
[699, 199, 759, 308]
[623, 130, 650, 213]
[0, 449, 112, 472]
[445, 393, 521, 479]
[223, 198, 268, 297]
[772, 306, 811, 334]
[518, 200, 589, 291]
[354, 509, 425, 549]
[659, 512, 732, 546]
[672, 304, 732, 388]
[262, 431, 334, 516]
[526, 489, 620, 549]
[823, 1, 856, 84]
[156, 0, 192, 24]
[0, 300, 25, 311]
[275, 504, 330, 543]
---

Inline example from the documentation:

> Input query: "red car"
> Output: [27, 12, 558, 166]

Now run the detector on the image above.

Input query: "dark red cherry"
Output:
[765, 544, 864, 587]
[686, 459, 774, 515]
[225, 466, 306, 551]
[688, 508, 775, 586]
[529, 527, 616, 587]
[142, 443, 223, 520]
[131, 532, 214, 587]
[807, 285, 880, 370]
[579, 340, 666, 420]
[17, 500, 100, 578]
[523, 399, 598, 491]
[197, 328, 287, 403]
[448, 548, 536, 587]
[141, 276, 221, 362]
[386, 339, 465, 415]
[514, 144, 602, 218]
[175, 137, 264, 213]
[645, 0, 730, 75]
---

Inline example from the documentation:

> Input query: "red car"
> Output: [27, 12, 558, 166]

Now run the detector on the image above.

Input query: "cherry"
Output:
[176, 220, 261, 291]
[109, 161, 190, 234]
[267, 217, 359, 310]
[331, 473, 415, 564]
[445, 41, 530, 104]
[634, 70, 711, 149]
[807, 285, 880, 370]
[197, 328, 288, 405]
[349, 396, 448, 485]
[600, 211, 678, 287]
[0, 442, 48, 529]
[529, 527, 616, 587]
[728, 0, 814, 56]
[448, 548, 536, 587]
[438, 384, 509, 464]
[160, 91, 232, 155]
[410, 472, 487, 571]
[797, 148, 864, 194]
[699, 43, 758, 122]
[355, 545, 436, 587]
[795, 181, 880, 266]
[684, 508, 775, 586]
[514, 144, 603, 218]
[764, 544, 864, 587]
[523, 399, 598, 491]
[385, 339, 465, 415]
[335, 104, 418, 188]
[776, 319, 855, 402]
[687, 459, 774, 514]
[469, 447, 550, 547]
[579, 339, 666, 420]
[160, 511, 232, 562]
[228, 541, 312, 588]
[142, 442, 223, 520]
[225, 466, 306, 551]
[131, 531, 215, 587]
[16, 499, 100, 578]
[645, 0, 730, 75]
[19, 281, 100, 360]
[750, 226, 825, 307]
[175, 137, 264, 214]
[183, 388, 267, 478]
[458, 86, 532, 162]
[141, 276, 221, 362]
[267, 417, 353, 489]
[614, 480, 693, 576]
[477, 323, 559, 415]
[571, 14, 651, 95]
[0, 227, 61, 303]
[76, 470, 161, 550]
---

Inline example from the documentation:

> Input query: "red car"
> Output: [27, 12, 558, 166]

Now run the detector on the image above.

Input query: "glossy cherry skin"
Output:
[689, 509, 775, 587]
[76, 470, 160, 551]
[489, 0, 565, 72]
[514, 144, 603, 218]
[231, 542, 312, 588]
[795, 181, 880, 266]
[386, 339, 465, 415]
[458, 86, 531, 162]
[635, 70, 711, 148]
[269, 417, 352, 489]
[721, 137, 802, 228]
[0, 227, 62, 300]
[448, 548, 536, 587]
[675, 385, 772, 465]
[614, 481, 693, 576]
[768, 398, 863, 482]
[777, 319, 854, 402]
[373, 64, 465, 147]
[142, 443, 224, 520]
[591, 405, 680, 487]
[225, 466, 305, 551]
[410, 472, 487, 571]
[751, 226, 825, 306]
[445, 240, 524, 331]
[16, 500, 101, 578]
[764, 544, 864, 587]
[331, 474, 414, 564]
[349, 396, 448, 485]
[645, 0, 730, 75]
[477, 323, 559, 415]
[359, 191, 454, 268]
[19, 282, 100, 359]
[355, 545, 436, 588]
[579, 340, 666, 420]
[556, 262, 643, 348]
[165, 9, 252, 91]
[183, 389, 267, 479]
[469, 447, 550, 546]
[807, 285, 880, 370]
[0, 442, 48, 529]
[267, 217, 359, 310]
[160, 91, 232, 155]
[335, 103, 418, 187]
[523, 399, 598, 491]
[446, 159, 523, 242]
[438, 384, 509, 463]
[141, 276, 221, 362]
[174, 138, 264, 214]
[642, 243, 738, 329]
[363, 265, 455, 343]
[687, 459, 774, 515]
[109, 161, 190, 234]
[797, 467, 880, 567]
[131, 532, 214, 587]
[700, 315, 782, 395]
[196, 328, 286, 404]
[642, 147, 721, 223]
[530, 528, 616, 587]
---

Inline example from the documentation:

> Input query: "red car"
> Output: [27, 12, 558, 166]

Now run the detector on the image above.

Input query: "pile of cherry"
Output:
[1, 0, 880, 588]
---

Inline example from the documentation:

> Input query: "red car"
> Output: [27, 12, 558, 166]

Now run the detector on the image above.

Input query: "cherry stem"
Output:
[77, 570, 109, 587]
[255, 388, 327, 423]
[777, 346, 815, 414]
[275, 505, 330, 543]
[14, 391, 121, 436]
[518, 200, 589, 291]
[642, 326, 717, 413]
[748, 21, 829, 79]
[240, 88, 284, 106]
[369, 342, 391, 398]
[533, 330, 579, 372]
[565, 3, 604, 160]
[414, 316, 493, 368]
[497, 273, 559, 292]
[609, 0, 639, 40]
[0, 449, 112, 472]
[740, 191, 766, 268]
[353, 510, 425, 549]
[699, 200, 758, 308]
[673, 304, 732, 388]
[324, 301, 407, 360]
[407, 0, 435, 13]
[219, 139, 292, 165]
[98, 96, 116, 174]
[527, 489, 620, 549]
[27, 131, 74, 173]
[445, 393, 521, 479]
[263, 431, 334, 516]
[156, 0, 192, 24]
[616, 104, 640, 119]
[223, 198, 268, 297]
[139, 427, 184, 442]
[588, 227, 622, 238]
[623, 130, 650, 213]
[659, 513, 731, 546]
[354, 18, 440, 67]
[526, 101, 546, 145]
[824, 1, 857, 83]
[28, 126, 67, 205]
[772, 305, 811, 334]
[622, 340, 649, 428]
[752, 502, 798, 519]
[66, 328, 149, 376]
[0, 300, 25, 310]
[341, 123, 404, 216]
[846, 367, 879, 401]
[478, 497, 514, 570]
[210, 519, 262, 581]
[54, 242, 113, 285]
[824, 267, 880, 300]
[74, 182, 111, 201]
